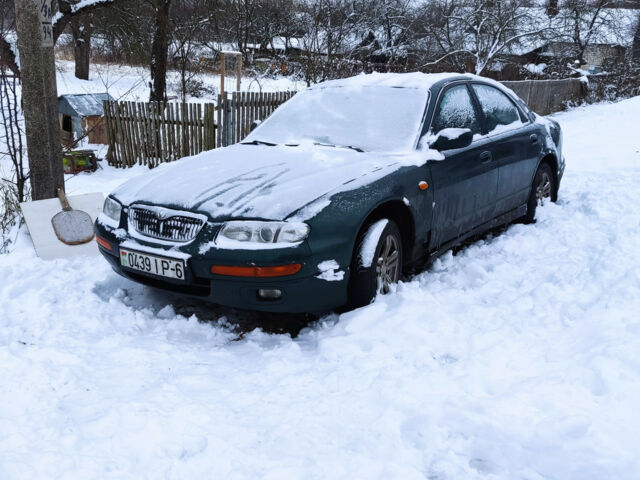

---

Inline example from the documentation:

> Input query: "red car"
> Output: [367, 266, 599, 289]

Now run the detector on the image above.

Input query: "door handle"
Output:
[530, 134, 538, 144]
[479, 151, 492, 163]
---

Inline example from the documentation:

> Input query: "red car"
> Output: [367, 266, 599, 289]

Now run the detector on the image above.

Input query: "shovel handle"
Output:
[57, 188, 72, 211]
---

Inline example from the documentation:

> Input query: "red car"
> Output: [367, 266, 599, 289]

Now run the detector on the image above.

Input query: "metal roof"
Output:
[58, 93, 114, 118]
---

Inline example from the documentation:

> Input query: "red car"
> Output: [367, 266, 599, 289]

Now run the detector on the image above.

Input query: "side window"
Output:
[472, 84, 522, 134]
[432, 85, 481, 136]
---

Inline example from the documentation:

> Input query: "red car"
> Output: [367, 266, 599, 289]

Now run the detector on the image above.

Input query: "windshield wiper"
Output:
[313, 142, 365, 152]
[241, 139, 277, 146]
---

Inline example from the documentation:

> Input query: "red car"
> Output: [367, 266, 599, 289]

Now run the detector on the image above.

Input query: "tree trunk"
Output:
[13, 0, 64, 200]
[180, 58, 187, 104]
[633, 17, 640, 63]
[70, 16, 92, 80]
[150, 0, 171, 103]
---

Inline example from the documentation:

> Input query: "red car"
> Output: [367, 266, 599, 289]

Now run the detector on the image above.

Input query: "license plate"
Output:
[120, 248, 186, 281]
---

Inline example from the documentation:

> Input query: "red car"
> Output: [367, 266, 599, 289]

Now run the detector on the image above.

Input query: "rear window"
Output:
[472, 84, 522, 134]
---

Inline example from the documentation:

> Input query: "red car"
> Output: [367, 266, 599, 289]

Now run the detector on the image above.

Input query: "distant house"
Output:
[512, 8, 640, 74]
[526, 42, 627, 72]
[58, 93, 114, 147]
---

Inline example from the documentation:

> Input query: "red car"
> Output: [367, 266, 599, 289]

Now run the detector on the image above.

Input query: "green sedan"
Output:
[95, 72, 564, 313]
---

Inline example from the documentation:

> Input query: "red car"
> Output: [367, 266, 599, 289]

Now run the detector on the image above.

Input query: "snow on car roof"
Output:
[307, 71, 524, 105]
[309, 72, 477, 91]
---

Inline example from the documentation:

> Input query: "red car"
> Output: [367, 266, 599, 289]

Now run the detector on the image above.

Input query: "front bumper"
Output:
[95, 222, 349, 313]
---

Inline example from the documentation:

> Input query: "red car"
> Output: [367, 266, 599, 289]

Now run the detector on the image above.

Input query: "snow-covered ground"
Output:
[1, 96, 640, 479]
[55, 60, 304, 102]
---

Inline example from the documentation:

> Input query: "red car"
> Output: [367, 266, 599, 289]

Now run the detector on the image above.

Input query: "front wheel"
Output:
[522, 162, 556, 224]
[347, 219, 403, 309]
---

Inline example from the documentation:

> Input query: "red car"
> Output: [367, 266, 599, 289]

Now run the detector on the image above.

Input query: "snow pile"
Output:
[524, 63, 547, 74]
[316, 260, 345, 281]
[359, 219, 389, 267]
[438, 127, 470, 139]
[1, 97, 640, 478]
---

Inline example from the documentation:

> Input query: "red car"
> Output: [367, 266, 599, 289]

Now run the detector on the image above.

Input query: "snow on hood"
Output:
[110, 143, 428, 221]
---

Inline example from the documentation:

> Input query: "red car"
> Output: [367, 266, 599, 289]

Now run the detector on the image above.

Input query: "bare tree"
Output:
[1, 6, 27, 243]
[633, 14, 640, 62]
[298, 0, 361, 84]
[357, 0, 417, 66]
[90, 1, 154, 66]
[553, 0, 622, 64]
[149, 0, 172, 102]
[0, 0, 20, 78]
[425, 0, 551, 74]
[54, 0, 121, 79]
[170, 1, 210, 102]
[1, 0, 119, 80]
[0, 71, 28, 206]
[69, 13, 93, 80]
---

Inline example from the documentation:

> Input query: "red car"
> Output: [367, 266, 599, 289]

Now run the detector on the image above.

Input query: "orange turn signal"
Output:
[96, 235, 112, 251]
[419, 181, 429, 190]
[210, 264, 301, 278]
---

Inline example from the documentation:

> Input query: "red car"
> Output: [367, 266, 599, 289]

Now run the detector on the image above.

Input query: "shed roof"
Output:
[58, 93, 114, 117]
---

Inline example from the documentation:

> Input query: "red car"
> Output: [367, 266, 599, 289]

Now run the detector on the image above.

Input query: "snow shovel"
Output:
[51, 188, 95, 245]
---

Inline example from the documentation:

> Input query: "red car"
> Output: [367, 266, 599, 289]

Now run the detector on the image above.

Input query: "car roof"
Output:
[308, 72, 524, 103]
[309, 72, 478, 91]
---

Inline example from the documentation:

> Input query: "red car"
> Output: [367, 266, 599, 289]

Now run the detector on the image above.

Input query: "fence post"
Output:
[225, 92, 233, 147]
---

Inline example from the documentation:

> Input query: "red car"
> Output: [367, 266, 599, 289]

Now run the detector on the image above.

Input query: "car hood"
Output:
[111, 143, 416, 221]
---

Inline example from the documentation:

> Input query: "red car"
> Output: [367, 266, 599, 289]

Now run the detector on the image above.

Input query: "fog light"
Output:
[257, 288, 282, 300]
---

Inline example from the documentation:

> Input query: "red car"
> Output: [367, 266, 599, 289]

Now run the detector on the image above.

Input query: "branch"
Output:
[420, 49, 471, 69]
[53, 0, 117, 43]
[0, 35, 20, 78]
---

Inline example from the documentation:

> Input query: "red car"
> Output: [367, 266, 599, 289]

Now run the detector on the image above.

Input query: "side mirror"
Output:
[430, 128, 473, 151]
[250, 120, 262, 132]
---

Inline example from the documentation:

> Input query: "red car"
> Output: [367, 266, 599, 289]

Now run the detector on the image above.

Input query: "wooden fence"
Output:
[103, 101, 216, 168]
[216, 91, 296, 147]
[104, 91, 296, 167]
[501, 78, 586, 116]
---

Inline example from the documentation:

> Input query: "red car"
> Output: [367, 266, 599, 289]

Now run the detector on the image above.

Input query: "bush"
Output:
[585, 65, 640, 103]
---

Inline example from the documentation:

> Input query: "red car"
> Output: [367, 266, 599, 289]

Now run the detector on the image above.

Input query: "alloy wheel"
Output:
[535, 171, 552, 206]
[375, 234, 400, 294]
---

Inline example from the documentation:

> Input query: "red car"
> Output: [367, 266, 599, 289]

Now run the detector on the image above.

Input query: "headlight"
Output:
[217, 221, 310, 247]
[103, 196, 122, 223]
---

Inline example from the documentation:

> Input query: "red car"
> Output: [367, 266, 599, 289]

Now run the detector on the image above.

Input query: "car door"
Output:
[427, 83, 499, 249]
[470, 83, 541, 215]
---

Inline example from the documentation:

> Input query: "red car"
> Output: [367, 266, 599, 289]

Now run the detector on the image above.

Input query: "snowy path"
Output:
[1, 98, 640, 479]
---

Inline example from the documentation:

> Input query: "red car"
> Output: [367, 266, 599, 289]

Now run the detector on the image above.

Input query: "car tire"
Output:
[522, 162, 556, 224]
[347, 219, 403, 309]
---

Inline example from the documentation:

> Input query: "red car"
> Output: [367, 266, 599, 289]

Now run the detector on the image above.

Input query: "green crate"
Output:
[62, 150, 98, 174]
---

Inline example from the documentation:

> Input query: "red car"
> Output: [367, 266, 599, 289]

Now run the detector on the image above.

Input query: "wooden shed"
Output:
[58, 93, 114, 147]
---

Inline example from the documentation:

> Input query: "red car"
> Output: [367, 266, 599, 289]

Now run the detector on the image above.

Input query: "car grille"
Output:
[129, 206, 205, 242]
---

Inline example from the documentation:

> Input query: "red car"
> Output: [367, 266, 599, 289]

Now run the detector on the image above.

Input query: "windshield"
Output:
[245, 86, 429, 153]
